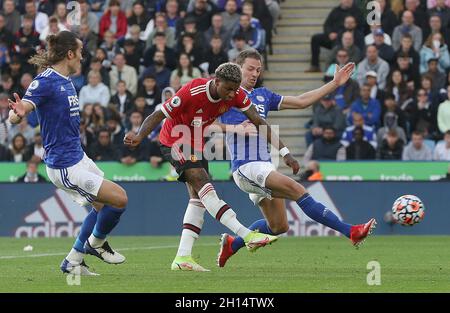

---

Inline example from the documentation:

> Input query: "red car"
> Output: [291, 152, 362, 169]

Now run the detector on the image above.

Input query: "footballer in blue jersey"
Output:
[8, 31, 128, 276]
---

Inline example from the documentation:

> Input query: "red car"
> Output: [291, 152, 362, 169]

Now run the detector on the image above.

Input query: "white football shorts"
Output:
[232, 161, 276, 206]
[46, 153, 104, 206]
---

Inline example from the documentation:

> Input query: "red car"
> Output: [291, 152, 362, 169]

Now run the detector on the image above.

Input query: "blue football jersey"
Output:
[22, 68, 84, 169]
[219, 87, 283, 172]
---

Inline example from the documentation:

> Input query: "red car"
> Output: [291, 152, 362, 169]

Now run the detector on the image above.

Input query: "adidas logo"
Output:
[15, 189, 88, 238]
[196, 109, 203, 114]
[60, 86, 65, 91]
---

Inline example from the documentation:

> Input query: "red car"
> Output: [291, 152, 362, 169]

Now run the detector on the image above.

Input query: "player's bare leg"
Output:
[265, 171, 376, 247]
[218, 198, 288, 267]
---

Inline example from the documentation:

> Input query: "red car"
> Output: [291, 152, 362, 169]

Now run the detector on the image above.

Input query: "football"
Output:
[391, 195, 425, 226]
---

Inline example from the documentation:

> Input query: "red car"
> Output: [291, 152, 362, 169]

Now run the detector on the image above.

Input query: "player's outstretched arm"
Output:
[279, 62, 355, 110]
[243, 105, 300, 174]
[123, 110, 166, 148]
[8, 93, 35, 124]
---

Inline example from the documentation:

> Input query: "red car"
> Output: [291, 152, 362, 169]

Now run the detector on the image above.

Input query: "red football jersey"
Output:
[159, 78, 252, 151]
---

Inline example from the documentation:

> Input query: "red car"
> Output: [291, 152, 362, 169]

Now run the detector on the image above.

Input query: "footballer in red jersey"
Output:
[124, 63, 299, 271]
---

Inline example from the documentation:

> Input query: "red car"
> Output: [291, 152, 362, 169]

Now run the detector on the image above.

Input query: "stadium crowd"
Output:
[305, 0, 450, 162]
[0, 0, 278, 169]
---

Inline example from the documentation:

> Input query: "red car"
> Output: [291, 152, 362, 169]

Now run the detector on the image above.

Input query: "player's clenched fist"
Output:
[283, 154, 300, 175]
[123, 132, 142, 148]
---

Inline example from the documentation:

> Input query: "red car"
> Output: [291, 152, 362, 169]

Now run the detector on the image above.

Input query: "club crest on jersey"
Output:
[171, 96, 181, 107]
[190, 155, 198, 162]
[28, 80, 39, 90]
[219, 105, 227, 114]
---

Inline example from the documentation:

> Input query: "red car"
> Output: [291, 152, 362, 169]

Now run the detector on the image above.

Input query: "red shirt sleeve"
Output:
[160, 83, 190, 119]
[234, 88, 252, 112]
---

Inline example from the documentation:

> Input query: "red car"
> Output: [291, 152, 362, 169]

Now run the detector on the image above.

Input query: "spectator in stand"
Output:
[122, 39, 141, 73]
[79, 0, 99, 34]
[231, 14, 263, 52]
[170, 52, 202, 91]
[221, 0, 240, 35]
[123, 24, 146, 57]
[106, 114, 126, 147]
[428, 1, 450, 36]
[423, 14, 448, 45]
[402, 130, 433, 160]
[127, 1, 154, 41]
[79, 23, 98, 58]
[365, 24, 393, 46]
[23, 131, 44, 162]
[424, 58, 447, 90]
[393, 33, 420, 75]
[305, 93, 346, 146]
[110, 53, 138, 96]
[348, 83, 382, 128]
[357, 45, 390, 89]
[346, 126, 376, 160]
[303, 126, 346, 163]
[99, 0, 128, 40]
[365, 71, 386, 104]
[437, 85, 450, 133]
[433, 130, 450, 160]
[89, 57, 110, 87]
[54, 2, 71, 30]
[385, 69, 413, 107]
[142, 32, 177, 70]
[378, 128, 404, 159]
[184, 0, 215, 32]
[100, 30, 120, 63]
[17, 160, 46, 182]
[8, 116, 34, 144]
[24, 0, 48, 34]
[2, 0, 21, 34]
[377, 111, 408, 147]
[393, 51, 420, 90]
[298, 160, 323, 182]
[79, 71, 111, 110]
[176, 15, 207, 54]
[14, 15, 40, 54]
[204, 13, 232, 51]
[177, 32, 205, 68]
[328, 31, 362, 67]
[373, 29, 395, 64]
[203, 35, 229, 75]
[419, 32, 450, 74]
[147, 13, 176, 50]
[127, 96, 153, 123]
[141, 50, 172, 90]
[9, 133, 27, 163]
[337, 15, 365, 51]
[165, 0, 181, 30]
[228, 33, 250, 62]
[380, 93, 408, 131]
[110, 80, 134, 123]
[121, 111, 148, 165]
[374, 0, 399, 37]
[404, 0, 429, 31]
[420, 74, 442, 108]
[341, 112, 377, 149]
[392, 10, 423, 52]
[88, 128, 120, 161]
[326, 48, 358, 81]
[306, 0, 363, 72]
[138, 74, 161, 112]
[0, 142, 12, 160]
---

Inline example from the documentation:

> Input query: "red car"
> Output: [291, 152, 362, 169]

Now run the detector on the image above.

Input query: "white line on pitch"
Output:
[0, 243, 217, 260]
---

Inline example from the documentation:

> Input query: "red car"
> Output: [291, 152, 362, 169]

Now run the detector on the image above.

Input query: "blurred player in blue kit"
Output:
[8, 31, 128, 276]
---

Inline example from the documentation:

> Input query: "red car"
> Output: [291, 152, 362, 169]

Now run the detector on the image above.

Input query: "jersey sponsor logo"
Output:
[28, 80, 39, 90]
[196, 109, 203, 113]
[256, 95, 265, 102]
[14, 189, 89, 238]
[60, 86, 66, 92]
[171, 96, 181, 107]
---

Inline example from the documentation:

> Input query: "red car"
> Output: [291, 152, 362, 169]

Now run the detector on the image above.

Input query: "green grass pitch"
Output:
[1, 236, 449, 293]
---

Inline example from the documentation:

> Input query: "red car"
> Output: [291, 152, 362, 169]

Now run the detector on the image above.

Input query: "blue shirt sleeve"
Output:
[267, 89, 282, 111]
[22, 77, 50, 109]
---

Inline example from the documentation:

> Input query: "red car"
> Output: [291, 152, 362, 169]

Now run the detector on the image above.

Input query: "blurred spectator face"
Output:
[421, 77, 432, 90]
[374, 33, 384, 45]
[437, 0, 446, 7]
[340, 0, 353, 9]
[376, 0, 386, 10]
[397, 57, 409, 69]
[225, 0, 237, 14]
[387, 132, 398, 147]
[83, 103, 93, 116]
[80, 1, 89, 16]
[392, 70, 402, 85]
[336, 50, 349, 65]
[107, 119, 118, 131]
[405, 0, 418, 11]
[154, 35, 166, 48]
[25, 2, 37, 16]
[240, 15, 251, 29]
[129, 25, 140, 41]
[344, 16, 356, 30]
[13, 135, 25, 151]
[0, 94, 8, 109]
[143, 77, 156, 90]
[182, 35, 194, 48]
[195, 0, 208, 12]
[211, 37, 222, 51]
[366, 75, 377, 86]
[242, 3, 254, 17]
[166, 0, 178, 15]
[428, 60, 438, 72]
[110, 3, 120, 15]
[34, 133, 42, 145]
[80, 23, 90, 37]
[366, 46, 378, 62]
[114, 54, 126, 68]
[22, 17, 33, 31]
[117, 81, 127, 94]
[402, 11, 414, 26]
[27, 161, 38, 174]
[153, 51, 165, 66]
[322, 128, 336, 141]
[93, 104, 104, 117]
[104, 31, 115, 45]
[384, 97, 397, 111]
[164, 90, 175, 99]
[401, 36, 413, 50]
[321, 98, 334, 109]
[95, 48, 107, 61]
[416, 89, 427, 101]
[124, 42, 135, 54]
[90, 59, 102, 71]
[130, 111, 143, 127]
[98, 131, 111, 146]
[3, 0, 14, 14]
[56, 3, 67, 19]
[360, 85, 371, 100]
[179, 54, 190, 68]
[342, 32, 354, 48]
[155, 14, 166, 29]
[135, 97, 146, 109]
[88, 71, 101, 87]
[133, 3, 144, 16]
[21, 73, 33, 89]
[212, 14, 223, 29]
[412, 133, 424, 149]
[184, 22, 196, 33]
[235, 38, 246, 49]
[49, 19, 59, 33]
[353, 128, 364, 142]
[352, 113, 364, 127]
[429, 16, 442, 32]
